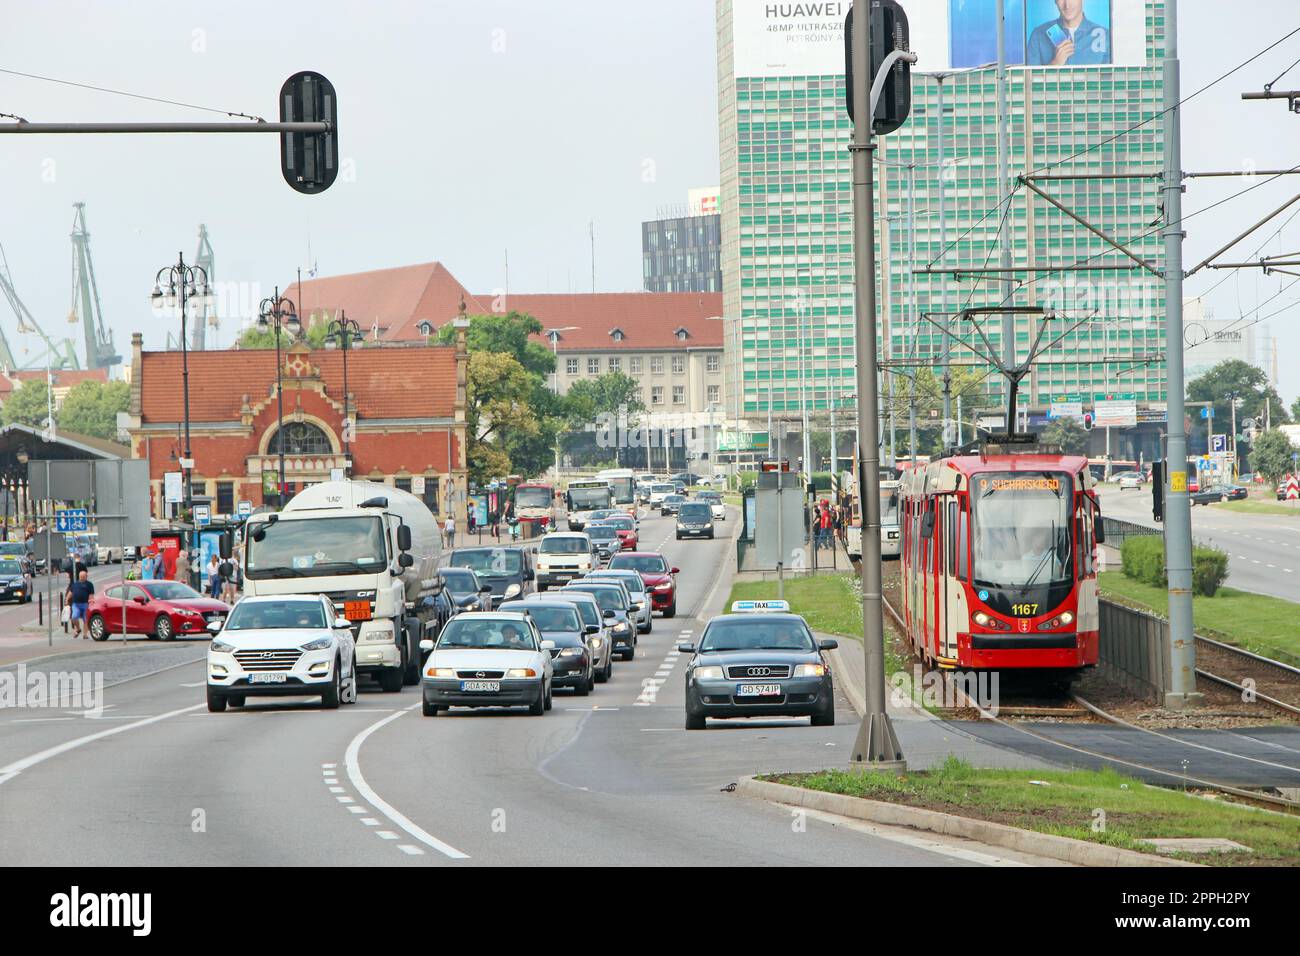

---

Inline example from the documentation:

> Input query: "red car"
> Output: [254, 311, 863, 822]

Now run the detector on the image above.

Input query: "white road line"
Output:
[347, 805, 366, 814]
[344, 709, 470, 859]
[0, 703, 203, 787]
[322, 762, 336, 768]
[329, 786, 345, 793]
[360, 818, 379, 826]
[375, 831, 399, 840]
[179, 681, 206, 688]
[397, 845, 424, 855]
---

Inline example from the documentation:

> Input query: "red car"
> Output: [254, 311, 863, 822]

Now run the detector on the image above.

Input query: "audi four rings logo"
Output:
[746, 667, 772, 676]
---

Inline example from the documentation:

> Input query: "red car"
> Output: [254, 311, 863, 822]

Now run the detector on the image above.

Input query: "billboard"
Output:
[1094, 398, 1137, 428]
[731, 0, 1148, 77]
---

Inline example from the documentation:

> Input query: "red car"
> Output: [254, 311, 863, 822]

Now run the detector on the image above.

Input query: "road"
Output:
[0, 509, 1053, 867]
[1096, 484, 1300, 601]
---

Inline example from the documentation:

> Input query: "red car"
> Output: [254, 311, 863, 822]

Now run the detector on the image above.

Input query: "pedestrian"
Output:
[66, 569, 94, 639]
[219, 554, 237, 603]
[206, 553, 221, 599]
[175, 547, 190, 590]
[443, 514, 455, 550]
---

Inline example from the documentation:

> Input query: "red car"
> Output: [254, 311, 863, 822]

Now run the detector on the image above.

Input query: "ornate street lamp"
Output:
[151, 253, 212, 517]
[323, 311, 362, 474]
[257, 288, 301, 505]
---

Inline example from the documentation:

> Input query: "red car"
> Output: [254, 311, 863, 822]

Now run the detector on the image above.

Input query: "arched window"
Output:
[269, 422, 333, 456]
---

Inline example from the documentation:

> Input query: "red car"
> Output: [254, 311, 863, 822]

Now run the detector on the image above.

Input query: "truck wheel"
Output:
[378, 668, 404, 693]
[206, 689, 227, 713]
[402, 627, 420, 686]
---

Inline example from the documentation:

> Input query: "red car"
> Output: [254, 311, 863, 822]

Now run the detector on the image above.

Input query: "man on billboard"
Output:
[1026, 0, 1111, 66]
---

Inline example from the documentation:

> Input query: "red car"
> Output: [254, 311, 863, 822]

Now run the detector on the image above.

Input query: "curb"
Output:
[0, 639, 194, 671]
[824, 644, 866, 718]
[736, 775, 1201, 868]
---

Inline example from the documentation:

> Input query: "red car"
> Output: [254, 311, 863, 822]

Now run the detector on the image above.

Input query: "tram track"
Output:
[870, 571, 1300, 813]
[1193, 635, 1300, 719]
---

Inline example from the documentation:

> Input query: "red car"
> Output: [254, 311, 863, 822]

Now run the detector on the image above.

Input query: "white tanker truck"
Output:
[238, 480, 443, 692]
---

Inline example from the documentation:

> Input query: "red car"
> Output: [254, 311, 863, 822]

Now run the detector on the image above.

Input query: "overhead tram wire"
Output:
[0, 66, 265, 121]
[1026, 24, 1300, 178]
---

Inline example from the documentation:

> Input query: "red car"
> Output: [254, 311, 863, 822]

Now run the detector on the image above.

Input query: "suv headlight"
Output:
[210, 639, 235, 654]
[793, 663, 826, 677]
[559, 647, 583, 657]
[504, 583, 521, 598]
[612, 620, 630, 633]
[301, 637, 332, 651]
[695, 665, 724, 680]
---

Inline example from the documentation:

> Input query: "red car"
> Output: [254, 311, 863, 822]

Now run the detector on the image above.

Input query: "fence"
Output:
[1101, 516, 1161, 547]
[1097, 598, 1171, 702]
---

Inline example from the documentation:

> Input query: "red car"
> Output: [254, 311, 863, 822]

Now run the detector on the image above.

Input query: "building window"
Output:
[672, 355, 685, 374]
[395, 477, 413, 493]
[707, 385, 720, 405]
[216, 481, 235, 515]
[423, 477, 440, 515]
[417, 321, 434, 336]
[673, 385, 685, 405]
[566, 357, 579, 375]
[630, 356, 642, 374]
[269, 421, 333, 456]
[652, 386, 664, 405]
[608, 357, 621, 372]
[587, 357, 600, 375]
[610, 328, 625, 342]
[707, 354, 720, 373]
[651, 356, 664, 374]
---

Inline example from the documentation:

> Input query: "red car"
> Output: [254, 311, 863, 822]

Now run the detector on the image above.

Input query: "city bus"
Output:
[566, 479, 614, 530]
[513, 482, 556, 532]
[594, 468, 636, 511]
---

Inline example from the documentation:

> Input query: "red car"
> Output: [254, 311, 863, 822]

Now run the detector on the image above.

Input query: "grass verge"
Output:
[1098, 570, 1300, 666]
[768, 757, 1300, 866]
[1209, 499, 1300, 517]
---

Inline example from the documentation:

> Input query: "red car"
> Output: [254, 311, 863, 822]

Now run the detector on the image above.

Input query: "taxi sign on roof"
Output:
[730, 600, 790, 614]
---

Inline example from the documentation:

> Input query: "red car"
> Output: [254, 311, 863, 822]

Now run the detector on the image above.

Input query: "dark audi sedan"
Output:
[677, 601, 836, 730]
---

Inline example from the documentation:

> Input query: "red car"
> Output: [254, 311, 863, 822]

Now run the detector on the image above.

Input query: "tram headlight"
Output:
[1037, 610, 1075, 631]
[972, 611, 1011, 631]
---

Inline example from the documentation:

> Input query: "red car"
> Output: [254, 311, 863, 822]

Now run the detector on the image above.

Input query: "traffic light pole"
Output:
[849, 0, 907, 770]
[1160, 2, 1201, 709]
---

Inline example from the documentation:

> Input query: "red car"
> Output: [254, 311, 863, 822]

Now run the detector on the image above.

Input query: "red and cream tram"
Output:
[898, 447, 1103, 676]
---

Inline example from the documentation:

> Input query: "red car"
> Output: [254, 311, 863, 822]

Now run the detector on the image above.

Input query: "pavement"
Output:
[0, 507, 1062, 867]
[1096, 484, 1300, 601]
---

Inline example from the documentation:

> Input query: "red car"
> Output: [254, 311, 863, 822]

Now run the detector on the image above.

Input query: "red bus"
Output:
[898, 448, 1103, 680]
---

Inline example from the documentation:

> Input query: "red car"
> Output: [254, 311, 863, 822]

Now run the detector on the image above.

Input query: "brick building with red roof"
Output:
[123, 329, 468, 520]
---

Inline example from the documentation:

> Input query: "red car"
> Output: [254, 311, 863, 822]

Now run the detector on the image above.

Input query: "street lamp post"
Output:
[324, 312, 362, 475]
[151, 253, 211, 518]
[257, 288, 301, 506]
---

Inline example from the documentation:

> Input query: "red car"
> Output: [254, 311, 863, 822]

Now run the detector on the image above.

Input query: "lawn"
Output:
[1098, 571, 1300, 666]
[726, 572, 916, 701]
[770, 757, 1300, 866]
[1210, 499, 1300, 517]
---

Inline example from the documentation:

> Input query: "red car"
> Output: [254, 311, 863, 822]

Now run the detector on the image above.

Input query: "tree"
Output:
[1, 380, 54, 429]
[563, 372, 646, 427]
[462, 352, 542, 483]
[1040, 415, 1090, 455]
[1292, 395, 1300, 423]
[436, 310, 555, 379]
[57, 380, 131, 439]
[1187, 359, 1291, 436]
[1250, 429, 1298, 483]
[236, 321, 331, 350]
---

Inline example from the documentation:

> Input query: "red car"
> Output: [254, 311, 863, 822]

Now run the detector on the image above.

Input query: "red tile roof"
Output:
[494, 292, 723, 351]
[284, 262, 490, 343]
[139, 346, 458, 423]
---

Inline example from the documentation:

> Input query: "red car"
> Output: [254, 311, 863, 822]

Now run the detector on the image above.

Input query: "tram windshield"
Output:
[970, 472, 1072, 589]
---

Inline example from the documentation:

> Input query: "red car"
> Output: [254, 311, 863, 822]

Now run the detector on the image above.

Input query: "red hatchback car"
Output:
[87, 580, 230, 641]
[606, 551, 679, 618]
[603, 515, 639, 551]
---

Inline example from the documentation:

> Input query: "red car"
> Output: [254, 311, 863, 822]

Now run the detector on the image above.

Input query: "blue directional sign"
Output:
[1200, 407, 1214, 419]
[54, 508, 89, 533]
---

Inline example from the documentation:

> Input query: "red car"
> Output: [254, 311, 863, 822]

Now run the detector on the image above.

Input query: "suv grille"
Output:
[726, 664, 791, 679]
[234, 649, 303, 672]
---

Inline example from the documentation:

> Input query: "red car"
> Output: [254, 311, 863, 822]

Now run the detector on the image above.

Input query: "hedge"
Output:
[1120, 536, 1229, 597]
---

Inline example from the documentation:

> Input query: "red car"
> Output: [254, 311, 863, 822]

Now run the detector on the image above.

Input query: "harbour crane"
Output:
[69, 202, 121, 368]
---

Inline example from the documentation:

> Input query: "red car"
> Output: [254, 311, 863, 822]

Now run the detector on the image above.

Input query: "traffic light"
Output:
[844, 0, 913, 136]
[1082, 412, 1094, 430]
[1150, 460, 1164, 522]
[280, 71, 339, 194]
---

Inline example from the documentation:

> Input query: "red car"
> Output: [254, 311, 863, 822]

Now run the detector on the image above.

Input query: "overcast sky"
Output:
[2, 1, 1299, 405]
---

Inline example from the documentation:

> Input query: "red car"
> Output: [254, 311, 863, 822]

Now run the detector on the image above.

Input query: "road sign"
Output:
[1211, 434, 1227, 453]
[55, 508, 89, 533]
[193, 504, 211, 527]
[237, 499, 253, 518]
[280, 71, 338, 194]
[164, 471, 183, 503]
[1200, 406, 1214, 419]
[412, 476, 426, 495]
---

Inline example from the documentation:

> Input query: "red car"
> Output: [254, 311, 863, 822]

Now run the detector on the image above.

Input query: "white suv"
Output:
[535, 533, 595, 590]
[206, 594, 358, 712]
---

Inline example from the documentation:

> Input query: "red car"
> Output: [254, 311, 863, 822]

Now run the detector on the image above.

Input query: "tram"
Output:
[897, 443, 1103, 677]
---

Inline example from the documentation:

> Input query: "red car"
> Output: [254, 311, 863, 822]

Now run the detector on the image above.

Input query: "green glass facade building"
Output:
[717, 0, 1169, 438]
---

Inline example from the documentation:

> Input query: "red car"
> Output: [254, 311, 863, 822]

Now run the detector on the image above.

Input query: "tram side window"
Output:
[946, 500, 958, 575]
[956, 499, 969, 581]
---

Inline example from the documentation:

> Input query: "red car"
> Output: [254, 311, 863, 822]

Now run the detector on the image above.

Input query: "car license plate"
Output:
[460, 680, 500, 692]
[736, 683, 781, 697]
[249, 673, 287, 684]
[343, 600, 371, 622]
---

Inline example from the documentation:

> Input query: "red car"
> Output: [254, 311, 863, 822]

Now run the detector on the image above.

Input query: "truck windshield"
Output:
[568, 487, 612, 510]
[970, 472, 1072, 590]
[245, 516, 387, 579]
[514, 487, 552, 510]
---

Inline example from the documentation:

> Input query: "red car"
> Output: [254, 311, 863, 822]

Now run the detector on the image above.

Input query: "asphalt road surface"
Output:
[1096, 484, 1300, 600]
[0, 509, 1050, 867]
